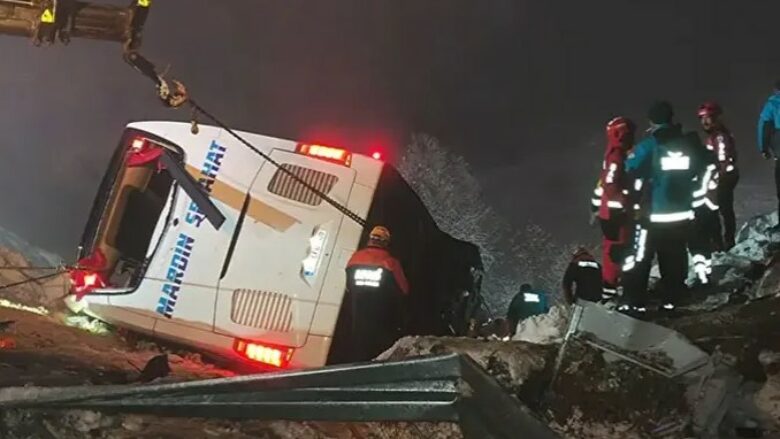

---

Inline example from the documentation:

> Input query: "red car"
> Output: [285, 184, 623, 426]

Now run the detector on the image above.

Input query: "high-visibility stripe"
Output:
[606, 162, 618, 184]
[693, 198, 706, 208]
[635, 228, 648, 262]
[660, 152, 691, 170]
[704, 198, 719, 211]
[523, 293, 540, 303]
[594, 187, 604, 197]
[634, 179, 643, 191]
[622, 255, 636, 272]
[693, 164, 717, 198]
[607, 201, 624, 209]
[726, 164, 735, 172]
[650, 211, 694, 223]
[718, 137, 727, 161]
[592, 198, 601, 207]
[577, 261, 600, 269]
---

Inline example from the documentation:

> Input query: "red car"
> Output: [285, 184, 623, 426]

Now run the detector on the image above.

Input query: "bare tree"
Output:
[398, 134, 572, 312]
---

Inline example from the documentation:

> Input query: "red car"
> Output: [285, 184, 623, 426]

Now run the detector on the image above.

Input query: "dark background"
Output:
[1, 0, 778, 258]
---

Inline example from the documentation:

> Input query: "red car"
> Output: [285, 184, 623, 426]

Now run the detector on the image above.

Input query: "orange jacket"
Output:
[347, 246, 410, 295]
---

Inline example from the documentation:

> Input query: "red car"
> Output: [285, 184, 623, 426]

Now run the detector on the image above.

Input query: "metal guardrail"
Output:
[0, 353, 559, 439]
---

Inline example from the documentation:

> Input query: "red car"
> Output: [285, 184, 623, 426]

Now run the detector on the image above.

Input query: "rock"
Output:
[378, 336, 555, 402]
[121, 415, 145, 432]
[513, 306, 569, 345]
[754, 351, 780, 424]
[138, 354, 171, 382]
[683, 352, 743, 438]
[65, 410, 103, 433]
[544, 340, 691, 439]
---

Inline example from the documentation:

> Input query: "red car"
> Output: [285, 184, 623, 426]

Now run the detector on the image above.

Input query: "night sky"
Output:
[1, 1, 779, 258]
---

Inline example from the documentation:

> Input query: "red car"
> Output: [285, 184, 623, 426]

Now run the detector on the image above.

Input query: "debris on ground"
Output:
[4, 212, 780, 437]
[137, 354, 172, 383]
[513, 305, 570, 345]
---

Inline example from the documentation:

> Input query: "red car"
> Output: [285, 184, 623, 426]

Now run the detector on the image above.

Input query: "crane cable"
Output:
[124, 52, 368, 228]
[0, 270, 66, 293]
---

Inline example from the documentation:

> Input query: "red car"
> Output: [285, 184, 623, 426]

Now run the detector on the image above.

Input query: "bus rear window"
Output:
[78, 129, 182, 291]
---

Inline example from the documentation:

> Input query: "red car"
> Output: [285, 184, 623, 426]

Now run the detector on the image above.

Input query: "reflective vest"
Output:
[591, 145, 630, 220]
[626, 125, 704, 223]
[346, 246, 409, 295]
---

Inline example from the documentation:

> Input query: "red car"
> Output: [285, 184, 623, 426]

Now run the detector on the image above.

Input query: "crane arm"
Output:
[0, 0, 187, 107]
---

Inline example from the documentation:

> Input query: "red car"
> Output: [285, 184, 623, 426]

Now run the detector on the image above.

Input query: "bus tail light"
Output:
[233, 339, 294, 368]
[127, 136, 164, 167]
[296, 144, 352, 166]
[68, 248, 108, 299]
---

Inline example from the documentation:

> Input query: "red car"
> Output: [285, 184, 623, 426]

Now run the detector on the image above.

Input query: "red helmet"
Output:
[697, 101, 722, 118]
[606, 116, 635, 146]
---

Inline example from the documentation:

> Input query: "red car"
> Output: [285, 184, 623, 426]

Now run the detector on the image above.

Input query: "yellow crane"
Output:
[0, 0, 186, 106]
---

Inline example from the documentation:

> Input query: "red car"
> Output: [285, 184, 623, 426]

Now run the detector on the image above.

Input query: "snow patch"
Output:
[512, 305, 569, 345]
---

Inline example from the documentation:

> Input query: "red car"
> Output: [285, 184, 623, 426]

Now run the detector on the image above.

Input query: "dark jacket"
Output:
[562, 253, 603, 303]
[626, 124, 706, 223]
[758, 92, 780, 154]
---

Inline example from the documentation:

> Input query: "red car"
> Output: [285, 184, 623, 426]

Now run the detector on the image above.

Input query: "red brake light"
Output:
[234, 339, 294, 368]
[127, 136, 164, 167]
[297, 144, 352, 166]
[68, 249, 109, 299]
[371, 151, 382, 160]
[69, 270, 107, 298]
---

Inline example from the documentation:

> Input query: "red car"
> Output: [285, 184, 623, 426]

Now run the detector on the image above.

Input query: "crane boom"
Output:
[0, 0, 187, 107]
[0, 0, 368, 226]
[0, 0, 146, 48]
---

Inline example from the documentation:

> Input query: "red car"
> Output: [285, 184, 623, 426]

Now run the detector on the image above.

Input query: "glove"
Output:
[589, 211, 598, 226]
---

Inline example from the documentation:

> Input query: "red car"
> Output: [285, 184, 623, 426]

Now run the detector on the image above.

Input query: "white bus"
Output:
[67, 121, 483, 370]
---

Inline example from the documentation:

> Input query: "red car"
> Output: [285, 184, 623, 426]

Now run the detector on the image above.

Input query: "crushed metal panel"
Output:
[0, 353, 561, 439]
[571, 302, 709, 377]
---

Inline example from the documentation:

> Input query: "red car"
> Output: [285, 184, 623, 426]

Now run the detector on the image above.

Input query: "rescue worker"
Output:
[698, 101, 739, 250]
[620, 101, 705, 315]
[688, 103, 723, 286]
[591, 116, 637, 299]
[758, 81, 780, 229]
[344, 226, 409, 360]
[506, 284, 549, 335]
[562, 247, 603, 304]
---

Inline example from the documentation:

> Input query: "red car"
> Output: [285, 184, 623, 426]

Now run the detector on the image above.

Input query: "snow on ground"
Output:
[0, 225, 62, 268]
[512, 305, 569, 345]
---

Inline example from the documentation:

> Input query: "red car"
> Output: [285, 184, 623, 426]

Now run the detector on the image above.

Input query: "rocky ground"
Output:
[4, 214, 780, 437]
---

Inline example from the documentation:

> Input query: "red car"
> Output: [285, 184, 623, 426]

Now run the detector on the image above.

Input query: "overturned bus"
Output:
[67, 121, 483, 369]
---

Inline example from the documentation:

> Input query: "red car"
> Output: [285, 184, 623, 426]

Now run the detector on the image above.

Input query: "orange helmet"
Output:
[369, 226, 391, 245]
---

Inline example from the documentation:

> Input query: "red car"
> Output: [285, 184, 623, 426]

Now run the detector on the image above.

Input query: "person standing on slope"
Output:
[620, 101, 705, 316]
[697, 101, 738, 250]
[758, 81, 780, 229]
[689, 107, 720, 286]
[590, 117, 637, 301]
[344, 226, 409, 360]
